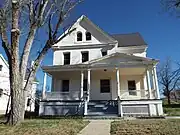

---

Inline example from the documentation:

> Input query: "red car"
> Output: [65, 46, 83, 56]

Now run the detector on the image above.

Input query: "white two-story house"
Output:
[39, 15, 163, 117]
[0, 54, 38, 114]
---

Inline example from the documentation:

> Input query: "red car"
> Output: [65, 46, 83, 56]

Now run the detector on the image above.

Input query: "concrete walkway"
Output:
[78, 120, 112, 135]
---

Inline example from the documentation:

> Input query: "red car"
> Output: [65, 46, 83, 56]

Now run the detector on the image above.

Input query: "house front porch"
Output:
[39, 53, 163, 117]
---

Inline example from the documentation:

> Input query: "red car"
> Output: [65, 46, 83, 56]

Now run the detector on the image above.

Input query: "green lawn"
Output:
[0, 119, 88, 135]
[163, 99, 180, 116]
[111, 119, 180, 135]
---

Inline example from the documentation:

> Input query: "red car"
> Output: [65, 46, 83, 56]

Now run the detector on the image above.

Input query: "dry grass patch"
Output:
[0, 119, 89, 135]
[111, 119, 180, 135]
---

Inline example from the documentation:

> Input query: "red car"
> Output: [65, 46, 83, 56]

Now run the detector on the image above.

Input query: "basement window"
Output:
[128, 80, 137, 95]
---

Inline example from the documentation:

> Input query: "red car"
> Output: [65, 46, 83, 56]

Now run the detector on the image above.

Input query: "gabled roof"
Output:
[79, 15, 117, 43]
[111, 32, 147, 47]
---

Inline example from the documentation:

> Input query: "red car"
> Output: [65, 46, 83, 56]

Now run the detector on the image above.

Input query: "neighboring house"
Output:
[0, 54, 38, 114]
[40, 15, 163, 117]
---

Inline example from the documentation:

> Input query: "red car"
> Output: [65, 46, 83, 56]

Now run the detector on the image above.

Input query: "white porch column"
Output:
[153, 66, 160, 99]
[116, 68, 123, 117]
[87, 69, 91, 101]
[42, 72, 47, 99]
[146, 69, 152, 99]
[116, 68, 120, 98]
[80, 71, 84, 99]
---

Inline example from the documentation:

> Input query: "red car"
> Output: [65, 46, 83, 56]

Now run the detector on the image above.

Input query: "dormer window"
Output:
[86, 32, 91, 41]
[77, 32, 82, 41]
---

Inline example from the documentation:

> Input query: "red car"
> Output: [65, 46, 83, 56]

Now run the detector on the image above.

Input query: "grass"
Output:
[163, 99, 180, 116]
[111, 119, 180, 135]
[0, 119, 89, 135]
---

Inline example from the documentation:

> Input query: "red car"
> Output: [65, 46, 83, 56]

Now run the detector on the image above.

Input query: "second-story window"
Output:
[86, 32, 91, 41]
[64, 52, 70, 65]
[102, 51, 107, 56]
[77, 32, 82, 41]
[81, 51, 89, 62]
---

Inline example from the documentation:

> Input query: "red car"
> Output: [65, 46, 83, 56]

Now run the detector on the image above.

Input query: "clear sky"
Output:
[1, 0, 180, 90]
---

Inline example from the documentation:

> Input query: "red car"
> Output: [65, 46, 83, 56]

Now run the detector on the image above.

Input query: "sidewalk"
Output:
[78, 120, 112, 135]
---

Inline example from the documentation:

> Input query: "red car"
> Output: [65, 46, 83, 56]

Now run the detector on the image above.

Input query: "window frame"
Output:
[62, 80, 69, 92]
[77, 32, 83, 41]
[63, 52, 70, 65]
[100, 79, 111, 93]
[86, 32, 91, 41]
[128, 80, 137, 96]
[81, 51, 89, 62]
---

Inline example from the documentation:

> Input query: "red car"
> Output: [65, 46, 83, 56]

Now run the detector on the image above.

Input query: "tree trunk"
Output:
[8, 1, 25, 125]
[167, 94, 171, 105]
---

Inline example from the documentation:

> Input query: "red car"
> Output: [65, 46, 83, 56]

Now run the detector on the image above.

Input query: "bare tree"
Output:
[0, 0, 83, 125]
[158, 58, 180, 105]
[161, 0, 180, 16]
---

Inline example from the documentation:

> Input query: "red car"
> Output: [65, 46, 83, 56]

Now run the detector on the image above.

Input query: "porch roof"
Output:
[42, 52, 158, 73]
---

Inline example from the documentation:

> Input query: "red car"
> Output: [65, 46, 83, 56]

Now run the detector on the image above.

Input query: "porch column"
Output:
[87, 69, 91, 101]
[42, 72, 47, 99]
[153, 66, 160, 99]
[146, 68, 152, 99]
[80, 71, 84, 99]
[116, 68, 120, 98]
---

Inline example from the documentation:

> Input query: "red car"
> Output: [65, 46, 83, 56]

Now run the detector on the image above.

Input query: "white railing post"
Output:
[80, 71, 84, 99]
[42, 72, 47, 99]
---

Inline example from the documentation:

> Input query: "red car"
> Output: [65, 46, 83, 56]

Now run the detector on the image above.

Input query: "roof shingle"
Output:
[111, 32, 147, 47]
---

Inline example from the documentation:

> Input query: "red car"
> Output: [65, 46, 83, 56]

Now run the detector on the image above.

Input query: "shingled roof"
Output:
[111, 32, 147, 47]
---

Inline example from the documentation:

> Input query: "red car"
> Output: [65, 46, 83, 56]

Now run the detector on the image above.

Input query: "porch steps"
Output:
[87, 100, 118, 116]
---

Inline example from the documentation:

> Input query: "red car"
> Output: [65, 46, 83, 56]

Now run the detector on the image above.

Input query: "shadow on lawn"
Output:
[163, 104, 180, 108]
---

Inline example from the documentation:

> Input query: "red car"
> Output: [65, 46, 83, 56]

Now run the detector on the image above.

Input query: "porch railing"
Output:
[44, 91, 81, 100]
[120, 89, 157, 100]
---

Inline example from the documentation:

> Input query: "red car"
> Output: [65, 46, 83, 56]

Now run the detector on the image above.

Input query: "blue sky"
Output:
[1, 0, 180, 90]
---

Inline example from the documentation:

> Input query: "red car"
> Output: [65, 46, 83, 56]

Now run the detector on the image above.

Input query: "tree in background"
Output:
[161, 0, 180, 15]
[158, 58, 180, 105]
[0, 0, 82, 125]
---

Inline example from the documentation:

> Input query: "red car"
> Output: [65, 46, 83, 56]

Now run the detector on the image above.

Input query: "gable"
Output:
[54, 15, 117, 47]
